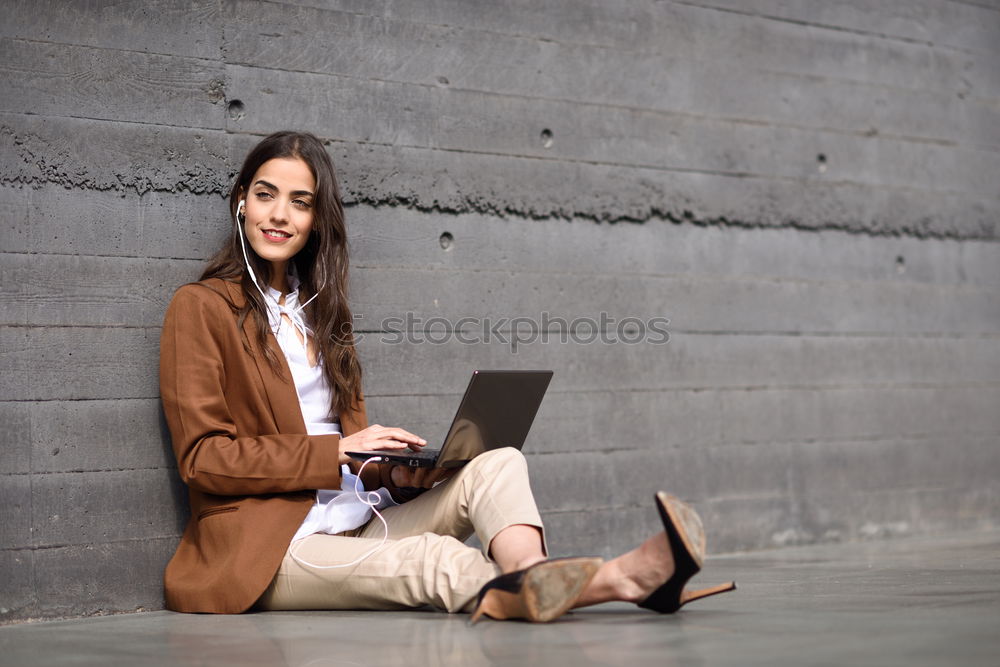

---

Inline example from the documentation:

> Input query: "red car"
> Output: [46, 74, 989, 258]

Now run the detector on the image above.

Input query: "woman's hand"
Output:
[337, 424, 426, 464]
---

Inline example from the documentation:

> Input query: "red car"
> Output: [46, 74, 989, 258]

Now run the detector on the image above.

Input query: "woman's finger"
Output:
[410, 467, 428, 487]
[381, 428, 426, 445]
[374, 438, 413, 450]
[391, 465, 415, 487]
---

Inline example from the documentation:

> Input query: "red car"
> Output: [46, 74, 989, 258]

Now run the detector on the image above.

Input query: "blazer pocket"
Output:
[198, 505, 239, 520]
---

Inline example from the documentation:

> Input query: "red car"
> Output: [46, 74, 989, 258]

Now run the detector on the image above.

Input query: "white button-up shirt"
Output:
[259, 277, 395, 543]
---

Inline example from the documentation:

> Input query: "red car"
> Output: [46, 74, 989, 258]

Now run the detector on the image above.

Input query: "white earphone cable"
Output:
[288, 456, 390, 570]
[236, 200, 271, 306]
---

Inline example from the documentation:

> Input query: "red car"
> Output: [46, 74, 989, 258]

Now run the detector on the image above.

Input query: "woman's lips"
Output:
[262, 229, 292, 242]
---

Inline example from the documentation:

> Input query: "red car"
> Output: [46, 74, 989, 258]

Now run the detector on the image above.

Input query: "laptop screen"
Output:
[436, 370, 553, 468]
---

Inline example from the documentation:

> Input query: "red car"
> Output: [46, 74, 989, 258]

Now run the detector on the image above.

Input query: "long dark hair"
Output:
[200, 131, 362, 416]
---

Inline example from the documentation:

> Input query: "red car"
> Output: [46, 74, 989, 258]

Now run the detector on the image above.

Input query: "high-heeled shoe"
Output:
[638, 491, 736, 613]
[470, 556, 603, 623]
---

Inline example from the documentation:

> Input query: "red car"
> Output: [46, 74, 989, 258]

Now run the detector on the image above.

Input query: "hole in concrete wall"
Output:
[540, 128, 554, 149]
[227, 99, 246, 121]
[439, 232, 454, 250]
[896, 255, 906, 274]
[816, 153, 827, 173]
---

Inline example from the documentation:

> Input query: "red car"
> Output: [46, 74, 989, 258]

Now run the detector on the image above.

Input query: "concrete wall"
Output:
[1, 0, 998, 622]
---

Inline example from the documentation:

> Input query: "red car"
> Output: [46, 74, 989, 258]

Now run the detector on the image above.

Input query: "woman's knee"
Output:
[458, 447, 529, 483]
[470, 446, 525, 470]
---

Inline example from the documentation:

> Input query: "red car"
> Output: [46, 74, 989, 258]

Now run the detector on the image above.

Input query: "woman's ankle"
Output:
[506, 555, 546, 573]
[490, 524, 546, 573]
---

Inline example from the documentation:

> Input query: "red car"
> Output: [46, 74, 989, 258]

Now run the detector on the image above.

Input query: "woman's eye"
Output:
[293, 199, 312, 208]
[254, 191, 272, 200]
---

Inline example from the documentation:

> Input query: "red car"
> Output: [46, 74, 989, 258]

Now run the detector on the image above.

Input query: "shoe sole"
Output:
[523, 557, 603, 622]
[657, 491, 705, 569]
[472, 556, 603, 623]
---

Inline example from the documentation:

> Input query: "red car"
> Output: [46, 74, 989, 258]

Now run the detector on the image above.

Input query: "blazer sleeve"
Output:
[159, 284, 343, 496]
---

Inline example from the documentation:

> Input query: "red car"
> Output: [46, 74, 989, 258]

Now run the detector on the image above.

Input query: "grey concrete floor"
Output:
[2, 530, 999, 666]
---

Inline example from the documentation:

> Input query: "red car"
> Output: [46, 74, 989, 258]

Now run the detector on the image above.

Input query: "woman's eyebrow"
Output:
[253, 179, 314, 197]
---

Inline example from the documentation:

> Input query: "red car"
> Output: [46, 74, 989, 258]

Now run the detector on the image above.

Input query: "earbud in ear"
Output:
[237, 199, 246, 220]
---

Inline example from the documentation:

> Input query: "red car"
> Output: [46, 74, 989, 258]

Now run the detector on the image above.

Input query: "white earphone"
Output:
[235, 197, 269, 303]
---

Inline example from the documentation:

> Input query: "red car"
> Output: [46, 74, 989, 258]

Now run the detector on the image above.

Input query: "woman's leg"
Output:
[258, 448, 548, 613]
[256, 531, 500, 613]
[359, 447, 549, 573]
[488, 524, 546, 573]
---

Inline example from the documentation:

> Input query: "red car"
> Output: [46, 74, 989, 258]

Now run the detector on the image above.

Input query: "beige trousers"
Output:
[255, 447, 547, 613]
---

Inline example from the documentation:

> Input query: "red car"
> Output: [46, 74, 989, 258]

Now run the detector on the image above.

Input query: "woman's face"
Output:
[242, 157, 316, 281]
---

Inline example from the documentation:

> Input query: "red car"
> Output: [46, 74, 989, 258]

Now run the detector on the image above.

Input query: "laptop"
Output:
[346, 370, 553, 468]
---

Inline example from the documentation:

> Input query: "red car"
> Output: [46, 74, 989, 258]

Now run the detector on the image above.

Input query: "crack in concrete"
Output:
[2, 125, 995, 240]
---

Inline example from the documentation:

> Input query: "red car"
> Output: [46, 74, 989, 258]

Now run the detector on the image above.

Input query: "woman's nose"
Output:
[270, 201, 292, 222]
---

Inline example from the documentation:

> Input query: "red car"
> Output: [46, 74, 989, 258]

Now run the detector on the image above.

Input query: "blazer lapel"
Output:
[224, 281, 308, 435]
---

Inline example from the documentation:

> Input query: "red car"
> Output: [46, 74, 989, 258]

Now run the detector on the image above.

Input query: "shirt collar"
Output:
[262, 268, 312, 337]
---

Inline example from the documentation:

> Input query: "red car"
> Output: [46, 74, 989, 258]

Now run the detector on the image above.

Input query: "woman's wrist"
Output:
[337, 433, 356, 465]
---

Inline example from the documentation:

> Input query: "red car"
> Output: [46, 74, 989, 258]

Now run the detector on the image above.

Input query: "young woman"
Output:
[159, 131, 734, 620]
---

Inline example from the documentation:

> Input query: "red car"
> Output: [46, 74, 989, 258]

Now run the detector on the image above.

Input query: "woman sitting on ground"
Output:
[159, 130, 735, 620]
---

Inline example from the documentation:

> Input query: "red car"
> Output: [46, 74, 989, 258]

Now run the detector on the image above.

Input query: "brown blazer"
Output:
[159, 278, 396, 613]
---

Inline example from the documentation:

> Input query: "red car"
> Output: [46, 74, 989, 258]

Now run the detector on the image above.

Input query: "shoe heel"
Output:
[470, 588, 527, 625]
[639, 492, 737, 613]
[680, 581, 737, 608]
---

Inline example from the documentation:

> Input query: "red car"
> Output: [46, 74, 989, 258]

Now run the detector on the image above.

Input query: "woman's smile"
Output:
[261, 228, 294, 241]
